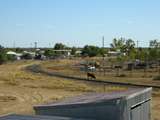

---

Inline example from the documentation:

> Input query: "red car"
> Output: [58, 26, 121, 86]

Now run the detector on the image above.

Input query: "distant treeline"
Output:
[1, 38, 160, 64]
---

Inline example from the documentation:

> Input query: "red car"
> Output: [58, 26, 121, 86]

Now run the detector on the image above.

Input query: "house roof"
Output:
[6, 51, 22, 56]
[6, 51, 17, 55]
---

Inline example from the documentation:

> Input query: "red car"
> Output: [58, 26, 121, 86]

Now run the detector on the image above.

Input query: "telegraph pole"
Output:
[34, 42, 37, 49]
[137, 40, 139, 59]
[102, 36, 105, 76]
[13, 41, 15, 48]
[102, 36, 104, 60]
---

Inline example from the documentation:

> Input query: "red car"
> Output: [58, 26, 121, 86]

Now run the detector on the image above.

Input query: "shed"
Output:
[0, 114, 92, 120]
[34, 88, 152, 120]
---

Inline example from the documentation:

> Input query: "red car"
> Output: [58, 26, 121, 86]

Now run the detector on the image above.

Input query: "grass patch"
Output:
[0, 95, 17, 102]
[153, 75, 160, 80]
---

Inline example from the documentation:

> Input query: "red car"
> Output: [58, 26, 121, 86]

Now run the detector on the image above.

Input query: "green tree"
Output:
[44, 49, 55, 57]
[138, 48, 148, 61]
[110, 38, 136, 60]
[148, 39, 160, 60]
[99, 48, 107, 57]
[150, 39, 160, 48]
[110, 38, 125, 52]
[71, 47, 77, 55]
[54, 43, 67, 50]
[81, 45, 100, 57]
[0, 45, 7, 64]
[125, 39, 135, 55]
[15, 47, 23, 53]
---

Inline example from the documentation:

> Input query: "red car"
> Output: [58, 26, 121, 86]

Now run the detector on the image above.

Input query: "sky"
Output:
[0, 0, 160, 48]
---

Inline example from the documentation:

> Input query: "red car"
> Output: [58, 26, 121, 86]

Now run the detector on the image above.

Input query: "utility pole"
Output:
[137, 40, 139, 59]
[137, 40, 139, 49]
[102, 36, 105, 76]
[13, 41, 15, 48]
[102, 36, 104, 60]
[34, 42, 37, 49]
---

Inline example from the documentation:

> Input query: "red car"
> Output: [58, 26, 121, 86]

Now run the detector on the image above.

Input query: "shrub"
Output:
[0, 52, 7, 64]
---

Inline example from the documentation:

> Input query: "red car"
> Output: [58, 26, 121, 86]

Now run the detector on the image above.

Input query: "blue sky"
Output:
[0, 0, 160, 47]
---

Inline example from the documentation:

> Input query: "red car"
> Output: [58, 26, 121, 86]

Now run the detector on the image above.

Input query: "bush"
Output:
[0, 52, 7, 64]
[81, 45, 100, 57]
[44, 49, 55, 58]
[7, 54, 17, 61]
[21, 53, 33, 59]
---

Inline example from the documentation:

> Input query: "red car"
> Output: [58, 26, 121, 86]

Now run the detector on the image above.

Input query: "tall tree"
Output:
[125, 39, 135, 55]
[44, 49, 55, 57]
[110, 38, 135, 54]
[71, 47, 77, 55]
[149, 39, 160, 48]
[110, 38, 125, 52]
[81, 45, 100, 57]
[0, 45, 7, 64]
[148, 39, 160, 60]
[54, 43, 67, 50]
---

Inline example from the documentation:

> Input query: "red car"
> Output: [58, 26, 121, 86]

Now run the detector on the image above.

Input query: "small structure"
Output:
[6, 51, 22, 60]
[0, 114, 91, 120]
[21, 51, 36, 59]
[107, 50, 125, 57]
[34, 88, 152, 120]
[53, 50, 72, 57]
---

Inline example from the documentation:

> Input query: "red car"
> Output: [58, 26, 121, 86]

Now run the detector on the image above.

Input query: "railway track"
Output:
[26, 64, 160, 89]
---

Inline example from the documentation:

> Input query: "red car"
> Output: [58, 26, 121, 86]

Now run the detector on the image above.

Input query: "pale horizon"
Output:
[0, 0, 160, 48]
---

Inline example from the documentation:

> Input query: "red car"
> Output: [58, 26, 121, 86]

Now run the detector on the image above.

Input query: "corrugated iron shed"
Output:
[0, 114, 93, 120]
[34, 87, 152, 120]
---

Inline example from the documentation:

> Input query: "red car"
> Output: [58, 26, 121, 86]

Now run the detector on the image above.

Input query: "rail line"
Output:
[26, 64, 160, 89]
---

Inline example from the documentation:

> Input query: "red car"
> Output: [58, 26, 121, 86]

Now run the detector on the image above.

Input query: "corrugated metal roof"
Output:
[0, 114, 92, 120]
[35, 88, 151, 107]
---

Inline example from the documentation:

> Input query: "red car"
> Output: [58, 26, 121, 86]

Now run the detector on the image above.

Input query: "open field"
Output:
[40, 58, 160, 120]
[0, 60, 126, 116]
[42, 58, 160, 87]
[0, 59, 160, 119]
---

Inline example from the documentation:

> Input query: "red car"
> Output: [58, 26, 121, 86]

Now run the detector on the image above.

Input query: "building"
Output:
[53, 50, 72, 57]
[6, 51, 22, 60]
[34, 88, 152, 120]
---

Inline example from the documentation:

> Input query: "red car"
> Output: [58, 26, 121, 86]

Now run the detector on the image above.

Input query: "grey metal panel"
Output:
[126, 88, 152, 107]
[34, 88, 152, 120]
[0, 114, 92, 120]
[35, 88, 151, 108]
[141, 101, 150, 120]
[131, 105, 141, 120]
[35, 104, 121, 120]
[130, 101, 151, 120]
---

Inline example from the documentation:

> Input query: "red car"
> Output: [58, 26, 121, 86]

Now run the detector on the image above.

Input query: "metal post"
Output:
[102, 36, 105, 76]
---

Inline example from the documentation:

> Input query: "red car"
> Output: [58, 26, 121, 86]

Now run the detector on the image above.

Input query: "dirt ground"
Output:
[0, 60, 126, 116]
[0, 59, 160, 120]
[41, 59, 160, 120]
